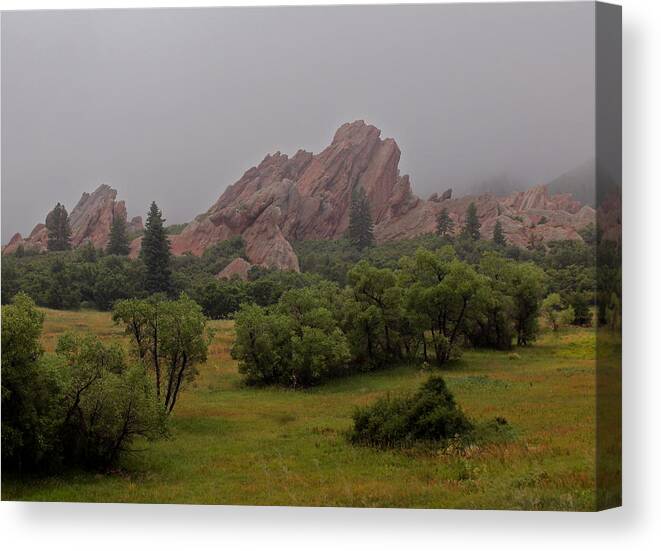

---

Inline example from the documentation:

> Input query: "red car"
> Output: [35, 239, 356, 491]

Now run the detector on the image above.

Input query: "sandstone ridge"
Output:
[3, 184, 142, 254]
[170, 121, 595, 268]
[3, 122, 596, 264]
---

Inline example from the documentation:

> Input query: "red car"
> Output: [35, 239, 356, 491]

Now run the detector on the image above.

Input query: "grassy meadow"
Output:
[2, 307, 603, 510]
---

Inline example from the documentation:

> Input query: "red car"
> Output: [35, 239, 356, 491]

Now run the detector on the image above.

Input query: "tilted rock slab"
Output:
[4, 122, 595, 266]
[3, 184, 140, 254]
[170, 120, 595, 270]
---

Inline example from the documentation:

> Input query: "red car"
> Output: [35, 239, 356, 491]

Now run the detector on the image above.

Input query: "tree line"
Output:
[4, 192, 602, 333]
[231, 245, 554, 388]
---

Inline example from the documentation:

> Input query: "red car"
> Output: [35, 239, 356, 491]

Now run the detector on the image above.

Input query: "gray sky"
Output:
[1, 3, 595, 240]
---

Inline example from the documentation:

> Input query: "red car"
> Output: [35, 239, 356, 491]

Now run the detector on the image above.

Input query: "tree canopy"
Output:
[113, 294, 213, 414]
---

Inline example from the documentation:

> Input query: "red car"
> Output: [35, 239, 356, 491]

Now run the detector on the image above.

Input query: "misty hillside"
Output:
[546, 159, 596, 207]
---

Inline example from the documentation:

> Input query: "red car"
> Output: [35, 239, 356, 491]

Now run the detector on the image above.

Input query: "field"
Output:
[3, 308, 602, 510]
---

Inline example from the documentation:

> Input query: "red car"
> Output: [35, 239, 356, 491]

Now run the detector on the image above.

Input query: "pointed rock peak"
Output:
[74, 184, 117, 210]
[93, 183, 114, 194]
[7, 232, 23, 245]
[331, 120, 382, 145]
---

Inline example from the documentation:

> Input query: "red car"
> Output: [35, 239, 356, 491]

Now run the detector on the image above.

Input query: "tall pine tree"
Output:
[435, 208, 454, 237]
[45, 203, 72, 251]
[492, 219, 507, 247]
[347, 187, 375, 250]
[106, 213, 130, 256]
[461, 202, 481, 241]
[141, 202, 172, 295]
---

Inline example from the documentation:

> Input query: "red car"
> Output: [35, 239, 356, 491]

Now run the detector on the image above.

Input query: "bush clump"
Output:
[1, 293, 165, 473]
[231, 285, 351, 387]
[349, 376, 473, 448]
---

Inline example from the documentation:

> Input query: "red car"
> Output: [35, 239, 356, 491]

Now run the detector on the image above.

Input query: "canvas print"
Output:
[1, 2, 621, 510]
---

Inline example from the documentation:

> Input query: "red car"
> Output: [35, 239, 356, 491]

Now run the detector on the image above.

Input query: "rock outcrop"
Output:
[3, 184, 135, 254]
[4, 122, 596, 265]
[169, 121, 595, 268]
[216, 257, 253, 281]
[68, 185, 128, 248]
[128, 216, 144, 235]
[170, 121, 419, 270]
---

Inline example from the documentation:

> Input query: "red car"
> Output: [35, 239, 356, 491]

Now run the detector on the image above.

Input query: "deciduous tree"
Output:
[112, 294, 212, 413]
[509, 262, 547, 345]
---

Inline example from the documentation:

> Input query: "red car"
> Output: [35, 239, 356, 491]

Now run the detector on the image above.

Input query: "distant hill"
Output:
[468, 174, 525, 197]
[546, 159, 596, 207]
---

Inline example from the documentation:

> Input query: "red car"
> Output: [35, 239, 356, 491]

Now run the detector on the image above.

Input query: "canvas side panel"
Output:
[595, 0, 622, 511]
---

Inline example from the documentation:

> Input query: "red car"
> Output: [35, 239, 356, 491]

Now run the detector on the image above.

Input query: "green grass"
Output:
[2, 308, 606, 510]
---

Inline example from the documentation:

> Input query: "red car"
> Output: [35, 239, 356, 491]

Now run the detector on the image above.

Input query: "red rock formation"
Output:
[170, 121, 423, 269]
[501, 185, 582, 214]
[4, 232, 25, 251]
[128, 236, 143, 259]
[4, 122, 596, 265]
[128, 216, 144, 234]
[216, 257, 253, 281]
[2, 185, 136, 254]
[69, 184, 129, 249]
[166, 120, 595, 269]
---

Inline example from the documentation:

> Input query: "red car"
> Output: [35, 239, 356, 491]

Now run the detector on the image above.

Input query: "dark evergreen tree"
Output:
[46, 258, 80, 310]
[106, 213, 130, 256]
[435, 208, 454, 237]
[45, 203, 71, 251]
[141, 202, 173, 294]
[461, 202, 481, 241]
[347, 187, 375, 250]
[78, 241, 98, 263]
[492, 219, 507, 247]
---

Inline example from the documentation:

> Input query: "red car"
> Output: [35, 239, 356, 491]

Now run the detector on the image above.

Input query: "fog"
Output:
[1, 3, 595, 240]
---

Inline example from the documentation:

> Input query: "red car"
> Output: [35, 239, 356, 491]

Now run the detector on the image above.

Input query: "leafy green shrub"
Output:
[508, 262, 547, 345]
[231, 304, 296, 385]
[191, 276, 249, 319]
[232, 285, 351, 387]
[93, 255, 145, 310]
[567, 291, 592, 326]
[47, 258, 81, 309]
[56, 333, 166, 469]
[1, 293, 165, 472]
[541, 293, 575, 332]
[290, 326, 351, 387]
[1, 294, 66, 471]
[233, 246, 551, 386]
[349, 377, 473, 448]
